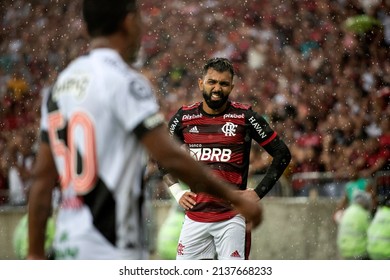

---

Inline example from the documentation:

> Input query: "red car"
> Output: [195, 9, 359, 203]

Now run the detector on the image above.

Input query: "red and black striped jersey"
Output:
[168, 101, 277, 222]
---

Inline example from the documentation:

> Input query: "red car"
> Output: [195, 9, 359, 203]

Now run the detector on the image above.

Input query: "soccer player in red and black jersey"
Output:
[166, 57, 291, 260]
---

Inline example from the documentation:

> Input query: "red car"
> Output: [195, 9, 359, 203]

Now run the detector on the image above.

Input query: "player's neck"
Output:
[89, 36, 131, 63]
[89, 37, 113, 49]
[89, 37, 124, 55]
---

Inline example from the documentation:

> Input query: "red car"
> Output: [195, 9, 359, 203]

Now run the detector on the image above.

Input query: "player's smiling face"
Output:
[199, 68, 234, 114]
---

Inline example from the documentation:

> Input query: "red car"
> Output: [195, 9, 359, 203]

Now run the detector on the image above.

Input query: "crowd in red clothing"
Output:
[1, 0, 389, 204]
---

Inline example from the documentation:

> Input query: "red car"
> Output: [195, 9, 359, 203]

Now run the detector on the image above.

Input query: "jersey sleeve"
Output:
[246, 109, 277, 146]
[246, 108, 292, 198]
[112, 72, 162, 137]
[167, 108, 184, 142]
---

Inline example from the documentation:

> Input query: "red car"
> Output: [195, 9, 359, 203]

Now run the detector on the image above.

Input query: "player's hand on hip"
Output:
[242, 188, 261, 202]
[179, 191, 197, 210]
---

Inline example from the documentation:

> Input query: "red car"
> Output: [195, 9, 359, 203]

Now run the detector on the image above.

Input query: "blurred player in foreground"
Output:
[165, 57, 291, 259]
[27, 0, 262, 260]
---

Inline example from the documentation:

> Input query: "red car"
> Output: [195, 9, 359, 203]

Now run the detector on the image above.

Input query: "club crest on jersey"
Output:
[222, 122, 238, 137]
[129, 79, 152, 100]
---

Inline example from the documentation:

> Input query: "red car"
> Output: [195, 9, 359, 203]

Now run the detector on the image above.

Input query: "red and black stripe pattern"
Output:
[168, 101, 276, 222]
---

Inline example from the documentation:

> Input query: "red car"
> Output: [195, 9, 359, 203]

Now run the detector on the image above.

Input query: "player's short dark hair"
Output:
[83, 0, 137, 37]
[202, 57, 235, 78]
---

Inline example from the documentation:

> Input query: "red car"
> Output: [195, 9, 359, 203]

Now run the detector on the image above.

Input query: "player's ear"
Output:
[121, 12, 136, 34]
[198, 78, 203, 90]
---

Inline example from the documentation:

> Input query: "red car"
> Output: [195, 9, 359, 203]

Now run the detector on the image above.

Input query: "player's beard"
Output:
[202, 89, 229, 110]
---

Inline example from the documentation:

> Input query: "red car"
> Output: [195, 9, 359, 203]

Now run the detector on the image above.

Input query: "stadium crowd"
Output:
[0, 0, 389, 205]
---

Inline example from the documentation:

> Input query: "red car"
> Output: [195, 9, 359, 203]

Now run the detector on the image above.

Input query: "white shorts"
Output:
[176, 214, 246, 260]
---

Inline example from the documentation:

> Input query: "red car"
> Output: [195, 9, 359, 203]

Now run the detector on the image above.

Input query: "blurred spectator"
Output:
[7, 130, 36, 205]
[355, 136, 390, 179]
[333, 164, 373, 223]
[337, 190, 373, 260]
[367, 182, 390, 260]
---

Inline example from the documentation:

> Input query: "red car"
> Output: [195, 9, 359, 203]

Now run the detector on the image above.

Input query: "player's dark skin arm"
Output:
[28, 142, 58, 259]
